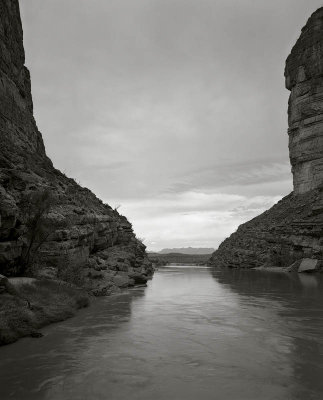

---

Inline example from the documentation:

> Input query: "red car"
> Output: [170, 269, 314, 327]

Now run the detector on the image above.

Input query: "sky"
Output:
[20, 0, 323, 251]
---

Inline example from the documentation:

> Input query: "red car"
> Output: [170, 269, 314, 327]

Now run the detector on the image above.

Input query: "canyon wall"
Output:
[0, 0, 153, 294]
[209, 8, 323, 271]
[285, 7, 323, 194]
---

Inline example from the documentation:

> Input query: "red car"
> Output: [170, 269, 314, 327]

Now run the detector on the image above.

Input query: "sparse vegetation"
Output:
[65, 185, 87, 205]
[269, 247, 303, 268]
[0, 279, 89, 346]
[19, 189, 56, 274]
[57, 262, 86, 287]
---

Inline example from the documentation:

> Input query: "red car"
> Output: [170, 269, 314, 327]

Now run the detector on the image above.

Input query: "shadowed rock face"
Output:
[285, 8, 323, 194]
[0, 0, 153, 293]
[209, 8, 323, 270]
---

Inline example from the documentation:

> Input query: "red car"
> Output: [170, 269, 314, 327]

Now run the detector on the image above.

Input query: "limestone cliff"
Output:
[285, 7, 323, 194]
[0, 0, 153, 294]
[209, 8, 323, 271]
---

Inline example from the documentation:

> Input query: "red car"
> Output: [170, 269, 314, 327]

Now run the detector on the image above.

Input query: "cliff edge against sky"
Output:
[209, 8, 323, 270]
[0, 0, 153, 295]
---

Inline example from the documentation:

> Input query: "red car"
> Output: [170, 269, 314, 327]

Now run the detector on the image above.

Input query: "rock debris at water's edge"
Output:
[209, 8, 323, 272]
[0, 0, 153, 343]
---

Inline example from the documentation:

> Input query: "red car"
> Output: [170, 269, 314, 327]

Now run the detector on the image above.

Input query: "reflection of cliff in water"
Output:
[211, 268, 323, 298]
[211, 268, 323, 398]
[0, 288, 146, 400]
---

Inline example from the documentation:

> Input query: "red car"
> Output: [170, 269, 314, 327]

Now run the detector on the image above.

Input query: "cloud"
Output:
[109, 190, 283, 251]
[166, 160, 292, 194]
[20, 0, 319, 249]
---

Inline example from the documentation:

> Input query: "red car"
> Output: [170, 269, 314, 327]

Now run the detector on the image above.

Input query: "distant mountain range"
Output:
[157, 247, 215, 255]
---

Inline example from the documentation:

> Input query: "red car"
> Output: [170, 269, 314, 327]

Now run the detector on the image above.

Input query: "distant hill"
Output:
[148, 252, 210, 266]
[158, 247, 215, 255]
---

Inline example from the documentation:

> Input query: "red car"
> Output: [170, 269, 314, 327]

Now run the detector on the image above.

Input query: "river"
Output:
[0, 266, 322, 400]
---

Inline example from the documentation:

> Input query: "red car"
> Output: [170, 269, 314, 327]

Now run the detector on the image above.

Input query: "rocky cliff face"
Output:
[209, 8, 323, 271]
[285, 8, 323, 194]
[0, 0, 153, 294]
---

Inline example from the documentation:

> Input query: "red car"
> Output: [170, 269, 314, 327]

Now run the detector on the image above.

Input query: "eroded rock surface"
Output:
[209, 8, 323, 271]
[0, 0, 153, 293]
[209, 191, 323, 270]
[285, 7, 323, 194]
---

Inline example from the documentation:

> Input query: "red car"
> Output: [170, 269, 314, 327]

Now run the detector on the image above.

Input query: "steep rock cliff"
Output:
[209, 8, 323, 271]
[285, 7, 323, 194]
[0, 0, 153, 294]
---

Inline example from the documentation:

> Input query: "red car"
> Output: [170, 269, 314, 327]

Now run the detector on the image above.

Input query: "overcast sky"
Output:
[20, 0, 323, 251]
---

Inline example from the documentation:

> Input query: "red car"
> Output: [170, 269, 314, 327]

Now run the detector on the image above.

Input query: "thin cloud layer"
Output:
[116, 190, 283, 250]
[20, 0, 320, 250]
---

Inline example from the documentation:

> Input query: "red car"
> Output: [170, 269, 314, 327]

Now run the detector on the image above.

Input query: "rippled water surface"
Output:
[1, 266, 323, 400]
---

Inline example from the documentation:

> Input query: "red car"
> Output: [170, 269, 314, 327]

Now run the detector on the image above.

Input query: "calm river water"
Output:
[0, 266, 323, 400]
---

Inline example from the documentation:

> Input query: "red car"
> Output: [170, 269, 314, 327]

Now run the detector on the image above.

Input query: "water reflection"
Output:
[0, 267, 322, 400]
[212, 268, 323, 399]
[212, 267, 323, 297]
[0, 288, 146, 400]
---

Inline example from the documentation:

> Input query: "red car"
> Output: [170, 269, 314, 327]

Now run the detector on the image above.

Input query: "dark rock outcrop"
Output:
[0, 0, 153, 293]
[209, 8, 323, 271]
[285, 8, 323, 194]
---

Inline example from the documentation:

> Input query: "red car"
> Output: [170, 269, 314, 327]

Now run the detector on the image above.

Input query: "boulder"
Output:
[284, 259, 301, 272]
[129, 272, 148, 284]
[0, 274, 19, 296]
[298, 258, 320, 273]
[113, 274, 132, 288]
[0, 274, 9, 292]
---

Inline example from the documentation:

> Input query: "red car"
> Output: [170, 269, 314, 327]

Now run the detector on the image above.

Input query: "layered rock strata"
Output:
[209, 8, 323, 271]
[285, 7, 323, 194]
[0, 0, 153, 294]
